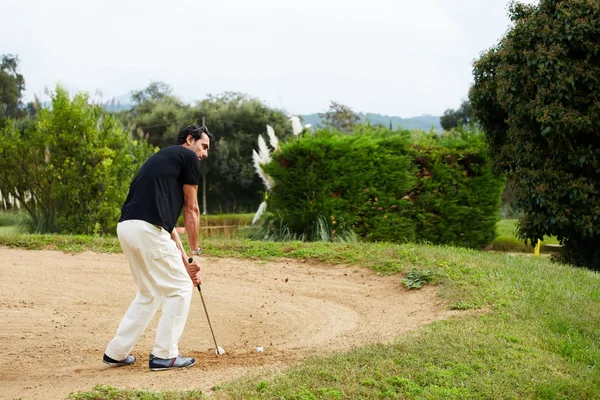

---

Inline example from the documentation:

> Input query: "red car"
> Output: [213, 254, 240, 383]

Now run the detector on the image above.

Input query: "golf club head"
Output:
[216, 346, 225, 355]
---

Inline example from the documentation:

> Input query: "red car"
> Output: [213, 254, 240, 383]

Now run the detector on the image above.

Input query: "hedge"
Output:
[262, 127, 504, 248]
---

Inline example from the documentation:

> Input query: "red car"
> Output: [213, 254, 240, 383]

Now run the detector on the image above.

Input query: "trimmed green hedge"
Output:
[263, 127, 504, 248]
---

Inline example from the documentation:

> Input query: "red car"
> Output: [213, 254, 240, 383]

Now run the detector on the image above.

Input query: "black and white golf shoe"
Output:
[103, 353, 136, 366]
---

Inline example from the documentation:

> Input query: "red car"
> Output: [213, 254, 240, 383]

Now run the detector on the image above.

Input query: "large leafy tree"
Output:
[0, 54, 26, 127]
[117, 88, 293, 213]
[0, 86, 153, 233]
[470, 0, 600, 270]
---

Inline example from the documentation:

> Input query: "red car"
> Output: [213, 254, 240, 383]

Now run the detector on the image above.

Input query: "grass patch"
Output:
[489, 219, 562, 253]
[495, 219, 560, 246]
[0, 232, 121, 253]
[2, 233, 599, 399]
[215, 250, 600, 400]
[177, 213, 254, 227]
[198, 213, 254, 226]
[176, 213, 255, 240]
[0, 226, 19, 235]
[198, 225, 253, 240]
[68, 384, 205, 399]
[0, 210, 29, 227]
[496, 219, 519, 237]
[487, 236, 534, 253]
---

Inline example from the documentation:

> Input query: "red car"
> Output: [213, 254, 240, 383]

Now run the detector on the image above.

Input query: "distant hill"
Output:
[100, 93, 442, 131]
[101, 92, 134, 112]
[300, 113, 442, 132]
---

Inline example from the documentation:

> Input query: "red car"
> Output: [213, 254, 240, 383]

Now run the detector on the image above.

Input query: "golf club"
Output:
[188, 257, 224, 355]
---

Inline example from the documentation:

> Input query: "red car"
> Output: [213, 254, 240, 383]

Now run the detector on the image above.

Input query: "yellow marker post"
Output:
[534, 239, 541, 256]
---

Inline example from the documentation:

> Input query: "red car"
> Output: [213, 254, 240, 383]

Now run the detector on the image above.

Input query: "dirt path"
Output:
[0, 248, 453, 400]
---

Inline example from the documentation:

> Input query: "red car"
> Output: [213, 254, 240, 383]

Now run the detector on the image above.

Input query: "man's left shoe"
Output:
[103, 353, 136, 366]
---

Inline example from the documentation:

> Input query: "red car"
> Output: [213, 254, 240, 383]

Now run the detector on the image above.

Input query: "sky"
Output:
[0, 0, 537, 117]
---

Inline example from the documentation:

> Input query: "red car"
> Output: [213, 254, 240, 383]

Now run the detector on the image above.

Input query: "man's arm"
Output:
[177, 183, 200, 285]
[183, 183, 200, 251]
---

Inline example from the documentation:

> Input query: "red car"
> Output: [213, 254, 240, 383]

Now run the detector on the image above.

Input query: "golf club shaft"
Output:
[189, 257, 219, 351]
[197, 285, 219, 351]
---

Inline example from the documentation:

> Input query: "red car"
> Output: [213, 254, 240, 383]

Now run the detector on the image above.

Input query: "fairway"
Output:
[0, 248, 452, 400]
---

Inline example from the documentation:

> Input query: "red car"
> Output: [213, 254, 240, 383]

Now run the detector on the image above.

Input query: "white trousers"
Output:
[105, 219, 193, 360]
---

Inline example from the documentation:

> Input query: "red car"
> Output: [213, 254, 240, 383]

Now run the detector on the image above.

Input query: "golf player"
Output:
[103, 125, 213, 371]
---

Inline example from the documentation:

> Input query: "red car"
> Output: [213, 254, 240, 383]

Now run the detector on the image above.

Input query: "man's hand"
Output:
[186, 256, 202, 286]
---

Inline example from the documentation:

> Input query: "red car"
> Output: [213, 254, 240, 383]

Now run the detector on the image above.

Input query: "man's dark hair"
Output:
[176, 125, 214, 145]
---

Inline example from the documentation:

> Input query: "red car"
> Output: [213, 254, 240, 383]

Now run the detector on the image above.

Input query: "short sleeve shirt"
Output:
[119, 145, 201, 233]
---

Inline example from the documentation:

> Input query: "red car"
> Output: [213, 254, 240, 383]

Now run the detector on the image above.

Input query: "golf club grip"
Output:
[188, 257, 202, 291]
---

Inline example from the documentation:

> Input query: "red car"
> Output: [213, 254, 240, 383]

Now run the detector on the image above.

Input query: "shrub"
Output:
[0, 86, 153, 234]
[412, 130, 505, 248]
[262, 126, 503, 248]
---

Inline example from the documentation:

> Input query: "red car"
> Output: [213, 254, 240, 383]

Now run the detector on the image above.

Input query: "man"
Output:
[103, 125, 213, 371]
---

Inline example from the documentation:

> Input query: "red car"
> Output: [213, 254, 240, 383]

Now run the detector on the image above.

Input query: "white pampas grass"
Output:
[252, 149, 274, 190]
[257, 135, 272, 164]
[266, 125, 280, 152]
[252, 125, 285, 224]
[252, 201, 267, 224]
[290, 116, 302, 136]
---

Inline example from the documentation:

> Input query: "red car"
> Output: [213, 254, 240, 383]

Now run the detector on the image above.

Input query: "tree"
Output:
[120, 82, 194, 148]
[440, 100, 473, 131]
[131, 81, 173, 105]
[0, 86, 153, 234]
[0, 54, 26, 127]
[470, 0, 600, 270]
[115, 88, 292, 214]
[319, 101, 360, 132]
[192, 92, 293, 213]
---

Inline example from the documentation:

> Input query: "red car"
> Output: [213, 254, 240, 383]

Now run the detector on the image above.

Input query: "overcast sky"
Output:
[1, 0, 536, 117]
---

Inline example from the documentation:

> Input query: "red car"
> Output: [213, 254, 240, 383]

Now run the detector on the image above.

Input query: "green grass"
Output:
[496, 219, 559, 245]
[0, 231, 121, 253]
[175, 213, 255, 239]
[198, 213, 254, 226]
[198, 225, 253, 240]
[2, 233, 598, 399]
[490, 219, 560, 253]
[67, 385, 205, 399]
[0, 210, 29, 227]
[176, 213, 254, 227]
[496, 219, 519, 237]
[216, 245, 600, 399]
[0, 226, 18, 235]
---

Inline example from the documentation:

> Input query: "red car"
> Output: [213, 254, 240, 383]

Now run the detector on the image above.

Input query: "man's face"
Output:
[187, 133, 210, 160]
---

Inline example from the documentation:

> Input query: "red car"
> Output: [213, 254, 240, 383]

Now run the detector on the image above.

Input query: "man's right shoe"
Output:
[103, 353, 136, 366]
[149, 354, 196, 371]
